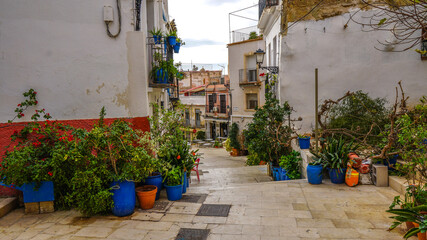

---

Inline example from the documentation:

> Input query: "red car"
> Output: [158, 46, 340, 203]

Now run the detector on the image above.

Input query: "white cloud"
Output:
[168, 0, 259, 67]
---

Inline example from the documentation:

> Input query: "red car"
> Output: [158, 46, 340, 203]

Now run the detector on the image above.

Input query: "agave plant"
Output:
[387, 205, 427, 239]
[311, 137, 357, 169]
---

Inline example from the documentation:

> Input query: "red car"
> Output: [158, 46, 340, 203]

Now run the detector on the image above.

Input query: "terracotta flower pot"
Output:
[413, 222, 426, 240]
[136, 185, 157, 210]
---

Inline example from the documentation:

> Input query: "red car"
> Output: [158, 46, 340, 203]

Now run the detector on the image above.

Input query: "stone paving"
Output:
[0, 148, 408, 240]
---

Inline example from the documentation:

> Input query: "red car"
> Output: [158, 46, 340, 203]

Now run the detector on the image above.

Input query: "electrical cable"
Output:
[106, 0, 122, 38]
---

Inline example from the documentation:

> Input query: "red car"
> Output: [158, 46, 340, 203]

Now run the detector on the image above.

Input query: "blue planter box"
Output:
[0, 181, 55, 203]
[280, 168, 291, 181]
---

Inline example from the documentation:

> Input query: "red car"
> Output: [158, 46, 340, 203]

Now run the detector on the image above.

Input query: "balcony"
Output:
[147, 37, 175, 88]
[259, 0, 279, 19]
[239, 68, 261, 86]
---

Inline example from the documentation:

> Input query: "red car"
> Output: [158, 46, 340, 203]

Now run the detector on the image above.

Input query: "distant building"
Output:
[180, 85, 207, 133]
[227, 38, 266, 136]
[204, 75, 230, 139]
[179, 69, 222, 90]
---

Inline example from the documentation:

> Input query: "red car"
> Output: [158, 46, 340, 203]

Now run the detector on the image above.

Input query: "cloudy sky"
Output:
[168, 0, 259, 70]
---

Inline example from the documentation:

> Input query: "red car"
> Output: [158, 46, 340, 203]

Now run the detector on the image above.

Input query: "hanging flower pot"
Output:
[167, 36, 177, 46]
[136, 185, 157, 210]
[153, 35, 162, 44]
[173, 42, 181, 53]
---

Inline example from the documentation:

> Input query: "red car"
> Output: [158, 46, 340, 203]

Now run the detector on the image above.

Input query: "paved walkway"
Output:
[0, 148, 407, 240]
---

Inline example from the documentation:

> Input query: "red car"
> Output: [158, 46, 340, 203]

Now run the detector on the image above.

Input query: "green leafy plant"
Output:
[149, 28, 163, 37]
[246, 151, 261, 166]
[386, 207, 427, 239]
[390, 184, 427, 210]
[213, 140, 222, 148]
[166, 166, 182, 186]
[326, 90, 390, 145]
[224, 138, 232, 152]
[249, 31, 258, 40]
[229, 123, 241, 150]
[311, 137, 357, 169]
[244, 76, 293, 165]
[279, 150, 302, 179]
[166, 30, 177, 37]
[150, 57, 178, 83]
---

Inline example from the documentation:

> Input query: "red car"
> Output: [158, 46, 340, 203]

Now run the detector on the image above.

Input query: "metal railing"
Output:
[239, 68, 259, 84]
[259, 0, 279, 19]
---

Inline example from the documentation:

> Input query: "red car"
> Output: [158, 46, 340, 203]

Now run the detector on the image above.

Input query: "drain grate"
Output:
[178, 194, 208, 203]
[196, 204, 231, 217]
[150, 201, 170, 211]
[175, 228, 210, 240]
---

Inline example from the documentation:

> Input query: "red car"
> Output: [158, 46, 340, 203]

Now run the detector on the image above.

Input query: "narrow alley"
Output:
[0, 148, 404, 240]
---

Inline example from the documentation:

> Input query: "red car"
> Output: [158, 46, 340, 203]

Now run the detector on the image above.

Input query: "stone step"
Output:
[0, 197, 18, 218]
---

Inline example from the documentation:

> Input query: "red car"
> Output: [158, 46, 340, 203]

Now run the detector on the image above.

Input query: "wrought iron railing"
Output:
[259, 0, 279, 19]
[239, 68, 259, 84]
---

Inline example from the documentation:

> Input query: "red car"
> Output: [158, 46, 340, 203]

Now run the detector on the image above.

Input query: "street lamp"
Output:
[254, 48, 279, 74]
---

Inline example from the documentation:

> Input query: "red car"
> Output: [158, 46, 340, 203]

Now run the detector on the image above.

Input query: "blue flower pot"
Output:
[280, 168, 291, 181]
[384, 154, 398, 170]
[153, 35, 162, 44]
[273, 167, 280, 181]
[167, 36, 177, 46]
[165, 184, 183, 201]
[144, 173, 162, 200]
[173, 42, 181, 53]
[156, 69, 169, 84]
[327, 168, 345, 184]
[4, 181, 55, 203]
[307, 165, 323, 184]
[298, 137, 311, 149]
[110, 180, 135, 217]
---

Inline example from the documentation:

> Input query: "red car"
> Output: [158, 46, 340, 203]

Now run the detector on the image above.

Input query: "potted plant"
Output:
[298, 134, 311, 149]
[229, 123, 241, 156]
[312, 137, 356, 184]
[150, 54, 178, 84]
[279, 150, 302, 181]
[164, 166, 183, 201]
[306, 160, 323, 184]
[213, 140, 222, 148]
[387, 205, 427, 240]
[173, 38, 185, 53]
[66, 108, 156, 217]
[166, 30, 177, 46]
[149, 28, 163, 44]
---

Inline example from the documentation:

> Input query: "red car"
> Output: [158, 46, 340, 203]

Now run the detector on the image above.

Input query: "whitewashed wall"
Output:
[0, 0, 151, 122]
[280, 9, 427, 132]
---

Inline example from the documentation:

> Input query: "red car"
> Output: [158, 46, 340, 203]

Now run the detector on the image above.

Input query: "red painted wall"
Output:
[0, 117, 150, 197]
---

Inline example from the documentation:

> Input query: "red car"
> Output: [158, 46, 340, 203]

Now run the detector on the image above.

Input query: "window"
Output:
[208, 95, 214, 112]
[185, 109, 190, 126]
[248, 69, 257, 82]
[195, 109, 201, 127]
[272, 36, 277, 66]
[246, 93, 258, 110]
[220, 95, 227, 113]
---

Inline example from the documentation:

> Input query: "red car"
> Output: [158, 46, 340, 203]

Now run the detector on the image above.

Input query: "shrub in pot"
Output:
[279, 150, 302, 180]
[164, 167, 183, 201]
[307, 161, 323, 184]
[65, 108, 156, 216]
[229, 123, 241, 156]
[311, 137, 356, 184]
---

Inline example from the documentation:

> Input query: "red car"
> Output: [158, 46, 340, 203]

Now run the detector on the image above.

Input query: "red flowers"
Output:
[32, 128, 39, 131]
[59, 136, 67, 141]
[48, 172, 53, 176]
[32, 141, 41, 147]
[34, 91, 37, 95]
[193, 129, 197, 134]
[17, 104, 21, 107]
[177, 155, 181, 160]
[20, 113, 25, 117]
[35, 101, 38, 104]
[259, 73, 266, 77]
[192, 152, 196, 156]
[13, 130, 19, 135]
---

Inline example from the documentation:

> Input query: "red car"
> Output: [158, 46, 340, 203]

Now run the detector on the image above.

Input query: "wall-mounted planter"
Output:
[173, 42, 181, 53]
[153, 35, 162, 44]
[167, 36, 177, 46]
